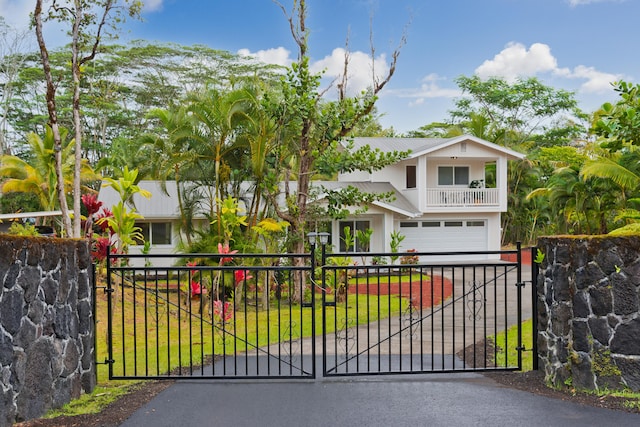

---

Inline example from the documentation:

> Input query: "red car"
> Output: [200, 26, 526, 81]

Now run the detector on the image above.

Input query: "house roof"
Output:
[349, 134, 526, 161]
[311, 181, 421, 218]
[97, 180, 211, 220]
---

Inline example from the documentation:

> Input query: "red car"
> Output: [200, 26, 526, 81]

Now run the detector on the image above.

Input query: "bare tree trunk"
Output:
[33, 0, 72, 236]
[71, 1, 84, 238]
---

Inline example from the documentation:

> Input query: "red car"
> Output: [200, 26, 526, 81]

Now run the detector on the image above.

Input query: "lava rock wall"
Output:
[0, 236, 95, 426]
[537, 236, 640, 391]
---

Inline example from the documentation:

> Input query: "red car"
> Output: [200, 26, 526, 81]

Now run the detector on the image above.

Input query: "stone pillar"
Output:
[0, 236, 95, 426]
[537, 236, 640, 391]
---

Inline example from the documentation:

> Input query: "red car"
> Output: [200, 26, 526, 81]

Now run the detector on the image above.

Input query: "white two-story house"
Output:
[316, 134, 525, 259]
[98, 134, 524, 264]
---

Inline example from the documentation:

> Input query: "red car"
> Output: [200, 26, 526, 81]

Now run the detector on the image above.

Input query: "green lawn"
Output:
[100, 286, 406, 380]
[491, 318, 533, 371]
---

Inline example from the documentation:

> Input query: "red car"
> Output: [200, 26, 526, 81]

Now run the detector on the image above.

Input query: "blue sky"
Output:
[1, 0, 637, 133]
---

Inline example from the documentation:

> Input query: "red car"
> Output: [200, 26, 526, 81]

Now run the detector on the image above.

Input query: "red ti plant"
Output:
[212, 300, 233, 326]
[218, 243, 237, 264]
[91, 236, 116, 262]
[186, 261, 205, 297]
[190, 280, 203, 297]
[234, 269, 253, 284]
[82, 193, 102, 241]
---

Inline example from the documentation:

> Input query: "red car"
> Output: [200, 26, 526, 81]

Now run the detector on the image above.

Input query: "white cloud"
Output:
[475, 42, 557, 82]
[238, 46, 392, 95]
[388, 73, 460, 107]
[567, 0, 625, 6]
[142, 0, 164, 12]
[237, 47, 292, 67]
[562, 65, 622, 93]
[475, 42, 621, 95]
[310, 47, 390, 95]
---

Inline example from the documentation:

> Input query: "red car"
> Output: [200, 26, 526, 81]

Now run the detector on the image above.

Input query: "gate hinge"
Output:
[515, 282, 526, 288]
[98, 286, 114, 294]
[96, 358, 114, 365]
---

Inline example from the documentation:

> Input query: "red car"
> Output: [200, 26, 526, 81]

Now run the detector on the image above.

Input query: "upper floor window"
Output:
[438, 166, 469, 186]
[406, 165, 416, 189]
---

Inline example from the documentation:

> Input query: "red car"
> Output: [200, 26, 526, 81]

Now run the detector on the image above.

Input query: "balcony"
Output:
[425, 188, 499, 208]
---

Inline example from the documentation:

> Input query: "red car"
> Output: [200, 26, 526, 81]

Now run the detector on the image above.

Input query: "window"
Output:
[444, 221, 463, 227]
[422, 221, 440, 228]
[406, 165, 416, 189]
[467, 221, 485, 227]
[400, 222, 418, 228]
[339, 220, 371, 252]
[438, 166, 469, 186]
[134, 222, 172, 246]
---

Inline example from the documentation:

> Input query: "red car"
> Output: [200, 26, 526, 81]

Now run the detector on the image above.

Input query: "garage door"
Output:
[398, 219, 487, 253]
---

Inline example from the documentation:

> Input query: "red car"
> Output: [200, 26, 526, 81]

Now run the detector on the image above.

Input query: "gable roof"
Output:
[349, 134, 525, 161]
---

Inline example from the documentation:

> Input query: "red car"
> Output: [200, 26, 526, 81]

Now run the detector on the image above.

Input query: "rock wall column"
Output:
[537, 236, 640, 391]
[0, 236, 95, 426]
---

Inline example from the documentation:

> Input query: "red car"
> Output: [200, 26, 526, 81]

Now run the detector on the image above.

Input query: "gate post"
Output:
[531, 245, 539, 371]
[308, 235, 317, 378]
[516, 241, 523, 370]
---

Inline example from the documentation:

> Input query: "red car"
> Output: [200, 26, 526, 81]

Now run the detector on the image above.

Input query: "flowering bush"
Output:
[400, 249, 419, 266]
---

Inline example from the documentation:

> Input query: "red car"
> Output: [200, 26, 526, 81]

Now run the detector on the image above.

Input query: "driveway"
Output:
[120, 373, 640, 427]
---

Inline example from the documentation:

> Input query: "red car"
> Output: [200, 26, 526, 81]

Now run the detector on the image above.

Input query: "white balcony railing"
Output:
[425, 188, 499, 207]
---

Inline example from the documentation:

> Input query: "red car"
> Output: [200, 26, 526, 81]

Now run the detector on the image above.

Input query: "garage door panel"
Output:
[399, 220, 487, 253]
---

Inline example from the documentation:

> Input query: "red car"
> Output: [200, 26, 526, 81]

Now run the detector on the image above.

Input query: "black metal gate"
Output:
[319, 245, 530, 377]
[104, 252, 317, 380]
[102, 245, 533, 380]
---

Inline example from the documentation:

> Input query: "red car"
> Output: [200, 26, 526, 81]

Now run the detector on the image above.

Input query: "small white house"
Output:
[97, 135, 524, 264]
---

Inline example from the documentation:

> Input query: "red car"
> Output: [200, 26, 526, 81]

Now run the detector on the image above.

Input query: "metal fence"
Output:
[103, 245, 534, 380]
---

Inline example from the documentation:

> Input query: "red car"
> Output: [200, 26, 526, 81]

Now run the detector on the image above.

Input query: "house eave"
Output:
[371, 201, 421, 218]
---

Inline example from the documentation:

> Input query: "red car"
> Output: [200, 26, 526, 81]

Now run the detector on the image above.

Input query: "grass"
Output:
[42, 384, 138, 419]
[492, 318, 534, 371]
[99, 286, 405, 380]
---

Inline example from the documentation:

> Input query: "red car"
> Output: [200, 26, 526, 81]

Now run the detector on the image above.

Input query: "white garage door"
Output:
[398, 219, 487, 253]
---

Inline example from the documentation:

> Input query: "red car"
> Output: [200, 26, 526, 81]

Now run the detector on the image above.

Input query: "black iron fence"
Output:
[102, 244, 534, 380]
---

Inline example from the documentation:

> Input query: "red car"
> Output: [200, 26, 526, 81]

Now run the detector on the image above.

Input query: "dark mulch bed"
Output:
[349, 275, 453, 308]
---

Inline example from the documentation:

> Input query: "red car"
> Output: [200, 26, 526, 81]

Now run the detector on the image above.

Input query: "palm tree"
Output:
[184, 87, 251, 237]
[0, 125, 99, 224]
[580, 147, 640, 232]
[232, 83, 278, 230]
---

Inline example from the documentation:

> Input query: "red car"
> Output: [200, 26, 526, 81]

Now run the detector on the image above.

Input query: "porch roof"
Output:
[311, 181, 421, 218]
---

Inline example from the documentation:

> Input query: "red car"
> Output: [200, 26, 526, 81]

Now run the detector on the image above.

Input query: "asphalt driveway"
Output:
[120, 373, 640, 427]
